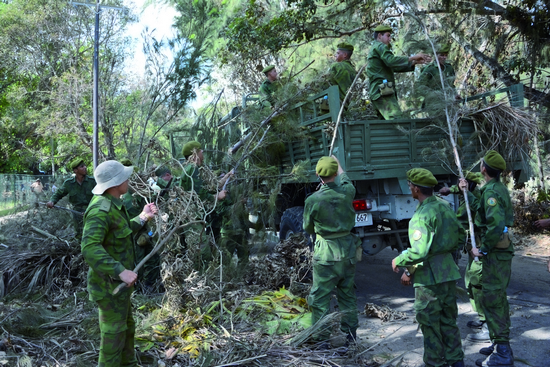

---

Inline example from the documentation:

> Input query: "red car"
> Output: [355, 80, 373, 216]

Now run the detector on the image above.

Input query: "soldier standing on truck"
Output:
[259, 65, 279, 108]
[415, 44, 460, 114]
[47, 158, 96, 239]
[367, 24, 431, 120]
[392, 168, 465, 367]
[440, 172, 489, 342]
[304, 156, 361, 347]
[327, 42, 357, 102]
[459, 151, 515, 367]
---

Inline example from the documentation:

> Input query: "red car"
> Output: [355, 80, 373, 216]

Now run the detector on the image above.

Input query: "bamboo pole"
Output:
[413, 14, 479, 260]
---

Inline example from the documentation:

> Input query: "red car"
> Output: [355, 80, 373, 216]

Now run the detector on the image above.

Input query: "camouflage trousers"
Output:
[371, 94, 403, 120]
[414, 281, 464, 367]
[72, 210, 85, 239]
[134, 233, 160, 287]
[480, 251, 513, 343]
[96, 291, 137, 367]
[308, 259, 358, 340]
[465, 253, 485, 321]
[220, 223, 249, 267]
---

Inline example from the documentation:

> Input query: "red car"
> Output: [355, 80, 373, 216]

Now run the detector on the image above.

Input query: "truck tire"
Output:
[279, 206, 306, 241]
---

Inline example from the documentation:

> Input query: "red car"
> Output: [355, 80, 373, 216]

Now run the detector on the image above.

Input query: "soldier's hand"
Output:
[119, 269, 138, 287]
[458, 178, 468, 192]
[439, 187, 451, 196]
[46, 201, 54, 208]
[391, 258, 399, 273]
[218, 190, 227, 201]
[401, 272, 412, 286]
[471, 247, 483, 258]
[141, 203, 158, 220]
[534, 218, 550, 229]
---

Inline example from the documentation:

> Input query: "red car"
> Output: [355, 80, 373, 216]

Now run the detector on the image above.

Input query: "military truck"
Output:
[254, 83, 528, 256]
[213, 83, 527, 256]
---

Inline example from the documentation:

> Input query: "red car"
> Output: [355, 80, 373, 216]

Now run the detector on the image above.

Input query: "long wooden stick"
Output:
[112, 219, 205, 295]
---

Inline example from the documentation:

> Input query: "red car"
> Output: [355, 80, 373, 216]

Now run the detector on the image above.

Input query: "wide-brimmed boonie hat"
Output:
[92, 160, 134, 195]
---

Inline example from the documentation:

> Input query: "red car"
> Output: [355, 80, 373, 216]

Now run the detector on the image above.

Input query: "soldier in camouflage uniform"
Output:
[440, 171, 487, 337]
[180, 141, 232, 264]
[303, 156, 360, 345]
[327, 42, 357, 102]
[459, 151, 515, 367]
[47, 158, 96, 238]
[393, 168, 465, 367]
[415, 44, 460, 114]
[258, 65, 279, 108]
[120, 159, 160, 291]
[81, 160, 158, 367]
[367, 25, 431, 119]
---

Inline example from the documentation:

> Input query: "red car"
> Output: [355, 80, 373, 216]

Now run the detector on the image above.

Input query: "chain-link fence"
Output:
[0, 174, 70, 215]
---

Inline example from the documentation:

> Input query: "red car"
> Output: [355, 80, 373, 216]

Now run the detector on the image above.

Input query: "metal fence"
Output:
[0, 174, 70, 213]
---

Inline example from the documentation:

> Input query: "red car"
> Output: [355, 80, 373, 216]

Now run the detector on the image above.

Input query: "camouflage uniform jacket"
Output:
[328, 60, 357, 101]
[180, 164, 212, 202]
[122, 189, 144, 218]
[259, 79, 278, 107]
[81, 194, 143, 301]
[367, 41, 414, 101]
[49, 175, 96, 211]
[450, 185, 481, 231]
[303, 173, 358, 265]
[468, 179, 514, 254]
[394, 195, 461, 287]
[416, 62, 456, 94]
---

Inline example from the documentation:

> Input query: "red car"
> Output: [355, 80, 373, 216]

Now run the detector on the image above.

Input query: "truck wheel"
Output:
[279, 206, 306, 241]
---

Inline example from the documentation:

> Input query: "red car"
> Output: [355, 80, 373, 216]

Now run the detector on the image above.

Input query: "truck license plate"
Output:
[355, 213, 372, 227]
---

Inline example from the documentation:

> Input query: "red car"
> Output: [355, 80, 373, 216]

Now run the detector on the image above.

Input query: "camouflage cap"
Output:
[407, 168, 438, 187]
[437, 44, 451, 54]
[120, 158, 133, 167]
[92, 160, 133, 195]
[155, 166, 171, 178]
[483, 150, 506, 171]
[316, 156, 338, 177]
[465, 171, 483, 184]
[70, 158, 85, 170]
[337, 42, 354, 52]
[374, 24, 393, 32]
[262, 65, 275, 74]
[182, 141, 202, 157]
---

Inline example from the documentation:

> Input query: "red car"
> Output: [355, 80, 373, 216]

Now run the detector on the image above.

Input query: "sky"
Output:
[123, 0, 178, 75]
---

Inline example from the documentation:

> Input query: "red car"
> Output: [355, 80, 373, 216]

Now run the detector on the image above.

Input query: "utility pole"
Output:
[71, 1, 125, 169]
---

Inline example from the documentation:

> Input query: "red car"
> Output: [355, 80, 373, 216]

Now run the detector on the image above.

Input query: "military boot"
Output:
[475, 343, 514, 367]
[451, 360, 465, 367]
[467, 323, 490, 343]
[479, 344, 494, 356]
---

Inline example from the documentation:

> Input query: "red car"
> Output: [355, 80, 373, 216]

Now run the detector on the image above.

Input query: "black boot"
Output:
[475, 343, 514, 367]
[479, 344, 494, 356]
[451, 360, 465, 367]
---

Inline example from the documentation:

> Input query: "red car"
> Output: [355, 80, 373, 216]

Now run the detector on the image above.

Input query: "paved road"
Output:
[352, 247, 550, 367]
